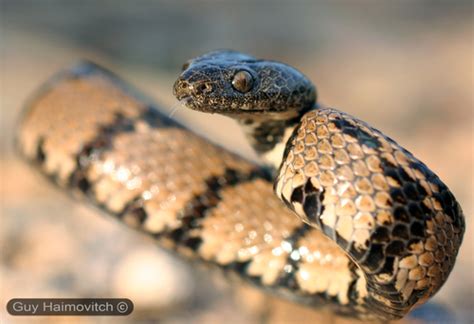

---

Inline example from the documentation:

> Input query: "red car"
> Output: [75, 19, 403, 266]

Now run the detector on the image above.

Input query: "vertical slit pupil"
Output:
[232, 70, 253, 93]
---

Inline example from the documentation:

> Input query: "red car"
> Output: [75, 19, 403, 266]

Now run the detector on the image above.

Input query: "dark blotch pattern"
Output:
[276, 223, 312, 289]
[277, 107, 465, 317]
[392, 224, 409, 240]
[168, 168, 263, 251]
[36, 137, 46, 163]
[386, 241, 405, 256]
[289, 181, 325, 227]
[364, 244, 385, 272]
[335, 118, 382, 149]
[371, 227, 390, 243]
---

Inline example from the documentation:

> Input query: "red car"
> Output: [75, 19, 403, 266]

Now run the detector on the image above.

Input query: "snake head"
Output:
[173, 50, 316, 117]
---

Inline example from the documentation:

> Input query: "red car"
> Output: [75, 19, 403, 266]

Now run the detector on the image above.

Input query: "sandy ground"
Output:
[1, 3, 473, 323]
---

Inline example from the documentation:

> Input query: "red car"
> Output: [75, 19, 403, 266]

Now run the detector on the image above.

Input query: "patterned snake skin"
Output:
[17, 51, 464, 321]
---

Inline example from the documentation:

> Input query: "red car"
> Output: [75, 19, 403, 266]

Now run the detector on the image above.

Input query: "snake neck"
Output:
[238, 106, 315, 169]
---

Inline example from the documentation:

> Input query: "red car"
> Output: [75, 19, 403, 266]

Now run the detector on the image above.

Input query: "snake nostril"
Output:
[196, 83, 213, 94]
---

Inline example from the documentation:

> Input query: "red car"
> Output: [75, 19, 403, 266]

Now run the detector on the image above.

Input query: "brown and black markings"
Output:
[17, 50, 465, 321]
[17, 63, 356, 317]
[275, 107, 464, 318]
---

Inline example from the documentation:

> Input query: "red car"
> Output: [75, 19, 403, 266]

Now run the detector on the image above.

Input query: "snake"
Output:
[16, 50, 465, 321]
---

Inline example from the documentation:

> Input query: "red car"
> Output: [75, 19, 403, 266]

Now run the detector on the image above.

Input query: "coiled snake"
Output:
[17, 50, 465, 320]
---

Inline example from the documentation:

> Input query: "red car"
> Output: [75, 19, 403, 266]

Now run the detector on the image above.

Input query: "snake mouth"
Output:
[177, 96, 293, 118]
[175, 94, 205, 112]
[177, 95, 192, 105]
[177, 98, 267, 115]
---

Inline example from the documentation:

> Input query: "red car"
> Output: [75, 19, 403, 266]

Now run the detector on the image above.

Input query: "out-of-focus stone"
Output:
[111, 249, 194, 310]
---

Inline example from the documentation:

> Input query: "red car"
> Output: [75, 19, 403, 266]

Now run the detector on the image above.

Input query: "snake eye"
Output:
[232, 70, 254, 93]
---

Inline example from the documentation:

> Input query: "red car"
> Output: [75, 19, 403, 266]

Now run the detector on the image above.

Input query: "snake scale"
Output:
[16, 50, 465, 321]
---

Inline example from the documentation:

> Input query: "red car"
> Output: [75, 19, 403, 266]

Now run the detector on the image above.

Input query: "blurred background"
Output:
[1, 1, 472, 323]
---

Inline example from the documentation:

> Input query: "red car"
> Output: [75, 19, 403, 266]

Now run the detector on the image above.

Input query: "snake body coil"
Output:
[17, 51, 465, 320]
